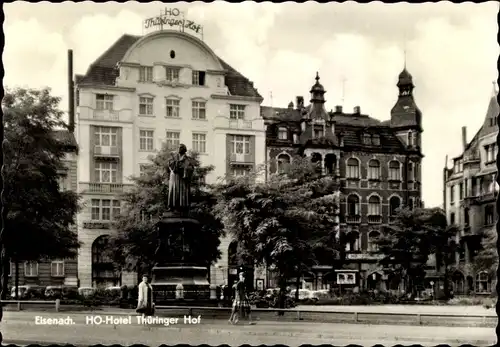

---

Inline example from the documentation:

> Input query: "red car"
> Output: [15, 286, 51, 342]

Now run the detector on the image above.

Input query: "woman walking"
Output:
[229, 272, 255, 325]
[136, 275, 154, 317]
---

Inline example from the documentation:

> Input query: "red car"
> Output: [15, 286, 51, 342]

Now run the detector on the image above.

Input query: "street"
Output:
[1, 311, 496, 346]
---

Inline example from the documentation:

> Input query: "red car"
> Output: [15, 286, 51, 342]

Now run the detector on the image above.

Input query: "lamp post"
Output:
[430, 281, 435, 302]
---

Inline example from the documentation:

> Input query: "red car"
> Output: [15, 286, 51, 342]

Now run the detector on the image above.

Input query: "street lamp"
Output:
[430, 281, 435, 302]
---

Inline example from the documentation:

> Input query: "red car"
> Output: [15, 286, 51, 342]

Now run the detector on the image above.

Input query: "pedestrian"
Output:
[229, 272, 255, 325]
[136, 275, 154, 318]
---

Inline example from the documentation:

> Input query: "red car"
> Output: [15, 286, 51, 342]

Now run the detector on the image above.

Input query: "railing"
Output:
[1, 299, 60, 311]
[367, 215, 382, 224]
[79, 182, 133, 194]
[78, 107, 133, 123]
[94, 145, 119, 157]
[346, 253, 384, 260]
[212, 116, 264, 130]
[152, 305, 496, 327]
[345, 215, 361, 224]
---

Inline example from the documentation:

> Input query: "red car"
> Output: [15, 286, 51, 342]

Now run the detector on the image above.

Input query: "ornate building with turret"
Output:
[261, 68, 424, 291]
[443, 83, 498, 295]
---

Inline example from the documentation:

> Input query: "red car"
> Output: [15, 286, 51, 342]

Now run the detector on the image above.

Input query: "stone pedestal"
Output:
[150, 212, 210, 303]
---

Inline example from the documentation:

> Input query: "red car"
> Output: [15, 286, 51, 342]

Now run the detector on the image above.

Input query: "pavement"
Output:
[0, 311, 496, 346]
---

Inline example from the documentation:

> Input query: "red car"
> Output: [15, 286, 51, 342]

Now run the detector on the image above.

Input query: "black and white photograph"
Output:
[0, 1, 498, 346]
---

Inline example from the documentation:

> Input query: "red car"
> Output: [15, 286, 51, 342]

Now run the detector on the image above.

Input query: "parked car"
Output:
[78, 287, 96, 297]
[291, 289, 319, 303]
[45, 286, 63, 298]
[10, 285, 45, 299]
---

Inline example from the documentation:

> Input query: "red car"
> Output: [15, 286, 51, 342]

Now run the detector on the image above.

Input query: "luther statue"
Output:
[167, 144, 194, 211]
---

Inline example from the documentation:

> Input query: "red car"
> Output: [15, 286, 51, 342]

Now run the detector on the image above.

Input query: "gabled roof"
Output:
[76, 34, 261, 99]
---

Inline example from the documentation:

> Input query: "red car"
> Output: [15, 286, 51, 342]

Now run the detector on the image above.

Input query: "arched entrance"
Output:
[227, 240, 254, 290]
[451, 270, 466, 295]
[92, 235, 121, 288]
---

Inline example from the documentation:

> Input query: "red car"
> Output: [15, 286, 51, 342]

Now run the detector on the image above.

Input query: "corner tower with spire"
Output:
[390, 66, 423, 154]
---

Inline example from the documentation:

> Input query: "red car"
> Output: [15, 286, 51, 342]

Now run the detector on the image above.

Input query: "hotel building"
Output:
[74, 30, 265, 288]
[443, 85, 498, 295]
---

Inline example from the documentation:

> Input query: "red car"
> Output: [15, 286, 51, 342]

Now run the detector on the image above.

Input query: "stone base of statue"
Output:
[151, 211, 210, 303]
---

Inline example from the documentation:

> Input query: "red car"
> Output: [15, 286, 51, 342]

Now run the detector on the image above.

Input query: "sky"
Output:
[4, 1, 499, 208]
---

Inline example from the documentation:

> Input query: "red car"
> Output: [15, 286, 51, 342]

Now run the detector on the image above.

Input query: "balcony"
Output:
[78, 107, 133, 123]
[368, 215, 382, 224]
[469, 191, 498, 205]
[79, 182, 134, 195]
[82, 221, 113, 230]
[229, 153, 254, 164]
[213, 116, 264, 131]
[94, 145, 119, 158]
[346, 253, 384, 261]
[346, 215, 361, 224]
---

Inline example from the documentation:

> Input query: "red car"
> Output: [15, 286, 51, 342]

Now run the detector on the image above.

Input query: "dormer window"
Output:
[165, 67, 180, 82]
[192, 70, 206, 86]
[139, 66, 153, 82]
[314, 128, 324, 138]
[278, 127, 288, 140]
[372, 135, 380, 146]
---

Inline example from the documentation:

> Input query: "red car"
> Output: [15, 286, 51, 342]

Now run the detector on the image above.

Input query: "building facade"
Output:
[74, 30, 266, 288]
[262, 69, 424, 291]
[8, 130, 79, 290]
[443, 85, 498, 295]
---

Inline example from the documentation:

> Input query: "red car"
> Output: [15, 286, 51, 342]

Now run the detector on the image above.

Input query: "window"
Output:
[278, 127, 288, 140]
[363, 134, 371, 145]
[192, 70, 206, 86]
[347, 195, 360, 215]
[459, 182, 464, 200]
[230, 104, 245, 120]
[51, 260, 64, 277]
[95, 162, 117, 183]
[388, 161, 401, 181]
[94, 127, 118, 147]
[91, 199, 121, 221]
[408, 197, 415, 211]
[407, 131, 414, 146]
[485, 144, 497, 163]
[368, 231, 380, 252]
[345, 233, 360, 252]
[139, 164, 148, 176]
[475, 272, 490, 293]
[368, 160, 380, 180]
[346, 158, 360, 179]
[166, 98, 180, 118]
[139, 66, 153, 82]
[372, 135, 380, 146]
[192, 101, 206, 120]
[314, 128, 324, 138]
[450, 185, 455, 203]
[165, 67, 180, 82]
[368, 196, 381, 216]
[408, 162, 414, 181]
[139, 97, 154, 115]
[165, 131, 181, 151]
[8, 261, 13, 276]
[464, 208, 470, 226]
[139, 130, 154, 151]
[277, 154, 291, 174]
[192, 133, 207, 153]
[231, 135, 250, 154]
[231, 167, 250, 177]
[96, 94, 114, 110]
[24, 261, 38, 277]
[485, 205, 495, 225]
[389, 196, 401, 216]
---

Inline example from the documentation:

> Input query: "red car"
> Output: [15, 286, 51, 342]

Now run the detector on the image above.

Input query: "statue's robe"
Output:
[167, 153, 193, 210]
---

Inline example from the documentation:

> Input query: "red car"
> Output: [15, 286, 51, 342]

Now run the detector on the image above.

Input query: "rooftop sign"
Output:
[143, 8, 203, 37]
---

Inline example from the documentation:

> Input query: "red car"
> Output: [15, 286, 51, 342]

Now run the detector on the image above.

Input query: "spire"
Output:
[310, 71, 325, 102]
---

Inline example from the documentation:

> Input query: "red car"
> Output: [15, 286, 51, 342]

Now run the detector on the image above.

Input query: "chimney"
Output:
[335, 105, 343, 113]
[353, 106, 361, 114]
[296, 96, 304, 109]
[461, 126, 467, 151]
[68, 49, 75, 133]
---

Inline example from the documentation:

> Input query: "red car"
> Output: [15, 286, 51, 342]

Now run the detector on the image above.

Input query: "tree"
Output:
[474, 227, 497, 276]
[376, 207, 457, 297]
[109, 144, 224, 279]
[1, 87, 81, 300]
[214, 156, 341, 307]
